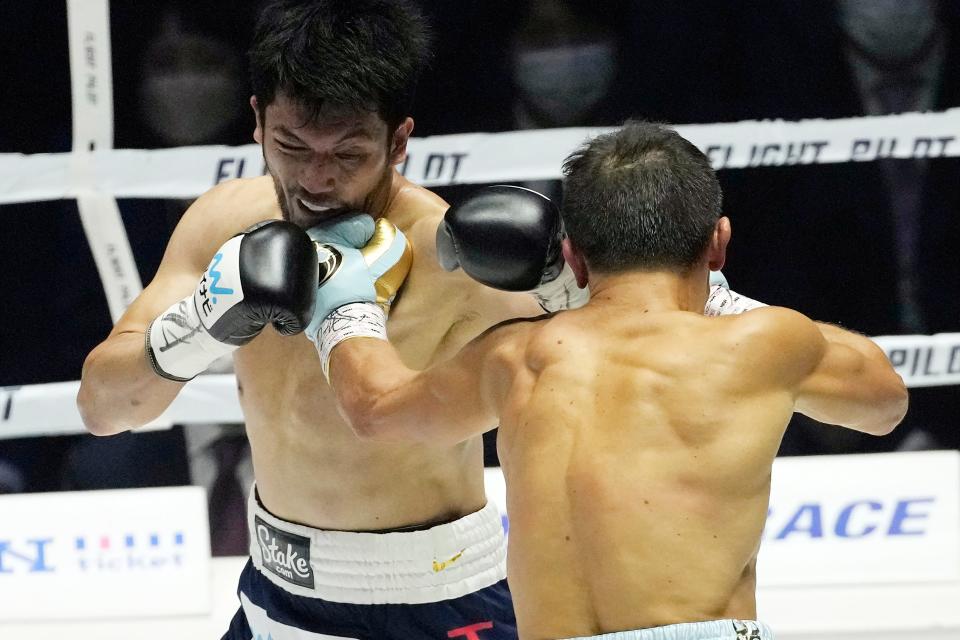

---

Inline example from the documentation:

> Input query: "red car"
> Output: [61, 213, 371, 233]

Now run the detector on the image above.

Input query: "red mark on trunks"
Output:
[447, 621, 494, 639]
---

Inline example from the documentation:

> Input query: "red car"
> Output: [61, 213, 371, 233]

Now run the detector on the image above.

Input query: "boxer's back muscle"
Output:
[498, 306, 806, 638]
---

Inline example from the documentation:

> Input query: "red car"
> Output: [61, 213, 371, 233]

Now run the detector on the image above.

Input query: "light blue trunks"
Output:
[562, 619, 774, 640]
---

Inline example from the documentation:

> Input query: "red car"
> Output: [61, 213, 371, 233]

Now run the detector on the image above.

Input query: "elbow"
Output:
[77, 370, 106, 436]
[864, 375, 909, 437]
[77, 357, 134, 437]
[84, 420, 122, 438]
[350, 417, 380, 441]
[77, 400, 112, 437]
[338, 391, 386, 442]
[339, 392, 420, 443]
[884, 378, 910, 434]
[347, 411, 396, 443]
[76, 383, 122, 437]
[77, 355, 111, 436]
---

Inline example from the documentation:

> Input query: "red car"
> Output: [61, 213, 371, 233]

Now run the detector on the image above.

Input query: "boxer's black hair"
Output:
[561, 120, 722, 272]
[249, 0, 431, 132]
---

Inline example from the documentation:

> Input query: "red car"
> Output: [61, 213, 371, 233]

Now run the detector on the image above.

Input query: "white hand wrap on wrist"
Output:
[533, 262, 590, 312]
[146, 295, 237, 381]
[317, 302, 388, 380]
[704, 285, 768, 317]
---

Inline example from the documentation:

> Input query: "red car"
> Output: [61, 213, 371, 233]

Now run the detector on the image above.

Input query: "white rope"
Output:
[0, 374, 241, 439]
[66, 0, 143, 321]
[1, 333, 956, 439]
[1, 108, 959, 205]
[67, 0, 114, 154]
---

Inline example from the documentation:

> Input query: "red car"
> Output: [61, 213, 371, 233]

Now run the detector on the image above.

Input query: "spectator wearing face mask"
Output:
[507, 0, 631, 200]
[840, 0, 946, 117]
[138, 10, 248, 147]
[510, 1, 620, 130]
[716, 0, 960, 455]
[836, 0, 947, 336]
[16, 5, 260, 529]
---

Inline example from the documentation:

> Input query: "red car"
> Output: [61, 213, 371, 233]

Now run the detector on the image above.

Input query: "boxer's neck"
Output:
[588, 269, 708, 313]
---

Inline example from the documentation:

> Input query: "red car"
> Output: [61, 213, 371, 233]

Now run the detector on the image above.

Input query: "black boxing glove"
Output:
[435, 185, 588, 311]
[146, 220, 318, 381]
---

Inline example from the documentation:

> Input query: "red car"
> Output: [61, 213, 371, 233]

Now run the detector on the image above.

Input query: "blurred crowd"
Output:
[1, 0, 958, 554]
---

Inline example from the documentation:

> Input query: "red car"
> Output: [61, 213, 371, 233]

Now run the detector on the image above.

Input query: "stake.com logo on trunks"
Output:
[255, 516, 315, 588]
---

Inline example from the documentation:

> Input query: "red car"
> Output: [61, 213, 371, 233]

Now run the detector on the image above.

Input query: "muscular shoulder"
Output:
[478, 313, 549, 348]
[471, 314, 545, 391]
[718, 306, 826, 388]
[383, 177, 542, 361]
[385, 180, 449, 260]
[180, 176, 280, 238]
[166, 176, 281, 271]
[522, 311, 599, 372]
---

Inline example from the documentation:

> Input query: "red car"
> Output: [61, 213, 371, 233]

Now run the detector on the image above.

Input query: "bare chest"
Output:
[230, 296, 482, 526]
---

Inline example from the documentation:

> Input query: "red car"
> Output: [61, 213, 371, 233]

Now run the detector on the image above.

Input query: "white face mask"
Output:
[513, 42, 616, 127]
[838, 0, 939, 65]
[140, 71, 240, 145]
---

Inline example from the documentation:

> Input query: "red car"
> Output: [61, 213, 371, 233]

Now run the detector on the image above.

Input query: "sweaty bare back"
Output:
[495, 303, 800, 640]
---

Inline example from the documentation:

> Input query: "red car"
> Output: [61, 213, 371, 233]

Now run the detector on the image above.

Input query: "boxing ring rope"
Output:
[3, 108, 960, 438]
[64, 0, 143, 320]
[1, 331, 959, 439]
[4, 108, 960, 206]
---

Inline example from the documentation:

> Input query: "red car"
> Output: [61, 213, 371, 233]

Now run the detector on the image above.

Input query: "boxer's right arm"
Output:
[329, 315, 529, 446]
[78, 198, 227, 435]
[707, 273, 907, 434]
[745, 307, 908, 435]
[793, 320, 908, 435]
[78, 182, 315, 435]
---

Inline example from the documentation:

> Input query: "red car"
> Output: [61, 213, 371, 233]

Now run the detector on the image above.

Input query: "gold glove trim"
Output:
[360, 218, 414, 308]
[375, 237, 413, 308]
[360, 218, 399, 266]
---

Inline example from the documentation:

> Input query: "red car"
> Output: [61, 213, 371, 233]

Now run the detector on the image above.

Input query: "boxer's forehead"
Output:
[266, 93, 388, 144]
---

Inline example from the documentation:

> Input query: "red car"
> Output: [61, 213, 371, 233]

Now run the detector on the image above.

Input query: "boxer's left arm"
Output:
[327, 316, 528, 445]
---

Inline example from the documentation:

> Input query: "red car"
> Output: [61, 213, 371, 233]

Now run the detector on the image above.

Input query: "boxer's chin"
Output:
[295, 199, 355, 227]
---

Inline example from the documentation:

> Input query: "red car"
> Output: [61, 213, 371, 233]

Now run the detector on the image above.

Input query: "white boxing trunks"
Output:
[562, 620, 775, 640]
[222, 484, 516, 640]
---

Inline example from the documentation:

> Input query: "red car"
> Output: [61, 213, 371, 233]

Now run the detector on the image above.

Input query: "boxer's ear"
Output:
[389, 117, 414, 166]
[708, 216, 731, 272]
[562, 238, 589, 289]
[251, 96, 263, 144]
